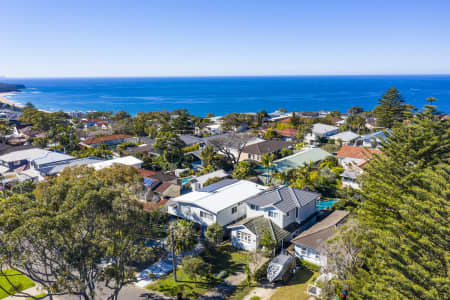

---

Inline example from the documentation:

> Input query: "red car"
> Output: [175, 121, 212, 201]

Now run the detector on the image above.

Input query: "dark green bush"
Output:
[254, 261, 270, 282]
[296, 258, 320, 272]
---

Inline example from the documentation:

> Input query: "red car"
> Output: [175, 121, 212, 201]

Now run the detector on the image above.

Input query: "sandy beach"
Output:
[0, 92, 25, 109]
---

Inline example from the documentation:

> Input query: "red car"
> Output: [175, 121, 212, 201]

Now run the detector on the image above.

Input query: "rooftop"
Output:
[245, 186, 320, 213]
[38, 157, 104, 176]
[241, 140, 293, 155]
[0, 148, 72, 164]
[273, 148, 331, 172]
[329, 131, 360, 142]
[191, 169, 229, 185]
[337, 145, 381, 160]
[229, 215, 289, 243]
[82, 134, 133, 145]
[312, 123, 338, 135]
[173, 179, 266, 214]
[92, 156, 143, 170]
[276, 128, 297, 137]
[291, 210, 350, 251]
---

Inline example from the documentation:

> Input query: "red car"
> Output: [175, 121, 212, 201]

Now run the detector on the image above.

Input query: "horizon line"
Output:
[3, 73, 450, 80]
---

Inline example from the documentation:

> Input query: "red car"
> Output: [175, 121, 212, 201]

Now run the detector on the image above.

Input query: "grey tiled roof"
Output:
[245, 186, 320, 213]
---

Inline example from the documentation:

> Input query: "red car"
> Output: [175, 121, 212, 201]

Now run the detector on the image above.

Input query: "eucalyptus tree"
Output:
[0, 165, 161, 300]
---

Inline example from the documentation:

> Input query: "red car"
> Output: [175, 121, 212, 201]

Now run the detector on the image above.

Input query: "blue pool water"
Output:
[3, 75, 450, 115]
[317, 200, 339, 210]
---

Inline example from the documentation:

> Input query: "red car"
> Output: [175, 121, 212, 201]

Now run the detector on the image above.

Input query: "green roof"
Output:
[232, 216, 289, 243]
[273, 148, 331, 172]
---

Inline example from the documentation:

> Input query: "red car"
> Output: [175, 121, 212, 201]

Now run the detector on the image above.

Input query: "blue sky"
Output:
[1, 0, 450, 77]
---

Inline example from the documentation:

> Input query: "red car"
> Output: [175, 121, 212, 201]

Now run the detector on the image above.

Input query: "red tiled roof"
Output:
[279, 117, 291, 123]
[337, 145, 381, 160]
[139, 168, 158, 178]
[142, 198, 169, 211]
[276, 128, 297, 137]
[82, 134, 133, 145]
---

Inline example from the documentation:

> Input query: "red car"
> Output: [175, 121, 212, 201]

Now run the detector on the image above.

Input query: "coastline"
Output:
[0, 92, 25, 109]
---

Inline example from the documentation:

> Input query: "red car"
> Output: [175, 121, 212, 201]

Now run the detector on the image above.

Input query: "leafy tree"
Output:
[208, 133, 254, 165]
[297, 120, 313, 141]
[153, 131, 186, 168]
[338, 104, 449, 299]
[279, 147, 293, 158]
[256, 110, 268, 126]
[232, 160, 252, 179]
[264, 129, 279, 140]
[348, 106, 363, 115]
[259, 228, 276, 257]
[182, 257, 212, 285]
[290, 112, 301, 127]
[171, 110, 192, 133]
[205, 223, 224, 245]
[373, 87, 409, 128]
[0, 119, 11, 143]
[203, 177, 223, 187]
[278, 108, 287, 113]
[0, 165, 159, 300]
[206, 112, 214, 118]
[166, 219, 197, 257]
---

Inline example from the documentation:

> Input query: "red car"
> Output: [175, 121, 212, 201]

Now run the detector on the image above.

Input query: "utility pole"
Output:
[171, 230, 177, 282]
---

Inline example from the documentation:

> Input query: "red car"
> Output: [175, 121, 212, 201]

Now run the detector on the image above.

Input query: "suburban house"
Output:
[291, 210, 350, 267]
[276, 128, 297, 141]
[80, 134, 135, 148]
[240, 140, 293, 162]
[359, 129, 391, 148]
[38, 157, 105, 176]
[91, 156, 143, 170]
[180, 135, 206, 147]
[270, 148, 331, 173]
[0, 148, 73, 172]
[304, 123, 339, 145]
[340, 167, 363, 189]
[167, 179, 267, 227]
[243, 186, 320, 235]
[336, 145, 381, 169]
[228, 215, 289, 251]
[190, 169, 229, 191]
[328, 131, 360, 145]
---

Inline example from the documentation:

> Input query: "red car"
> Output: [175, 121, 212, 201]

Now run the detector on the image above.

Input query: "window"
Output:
[237, 231, 252, 243]
[250, 204, 259, 210]
[296, 207, 298, 218]
[268, 211, 278, 219]
[200, 211, 214, 220]
[231, 206, 237, 214]
[287, 212, 290, 216]
[315, 253, 320, 260]
[299, 247, 307, 256]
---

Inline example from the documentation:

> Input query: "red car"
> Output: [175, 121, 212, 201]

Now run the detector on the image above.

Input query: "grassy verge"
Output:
[269, 269, 316, 300]
[0, 269, 35, 299]
[146, 242, 251, 298]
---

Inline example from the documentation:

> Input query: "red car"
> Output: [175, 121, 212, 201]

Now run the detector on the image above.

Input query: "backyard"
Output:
[146, 242, 251, 298]
[0, 269, 35, 299]
[269, 269, 316, 300]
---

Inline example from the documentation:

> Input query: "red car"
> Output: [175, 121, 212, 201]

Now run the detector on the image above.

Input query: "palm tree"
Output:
[200, 145, 216, 167]
[273, 171, 290, 185]
[261, 153, 274, 185]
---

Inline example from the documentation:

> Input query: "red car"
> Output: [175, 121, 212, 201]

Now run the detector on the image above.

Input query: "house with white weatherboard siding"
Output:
[228, 186, 320, 251]
[167, 179, 266, 227]
[291, 210, 350, 267]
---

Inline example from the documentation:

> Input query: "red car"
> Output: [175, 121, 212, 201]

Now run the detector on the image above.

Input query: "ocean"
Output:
[3, 75, 450, 116]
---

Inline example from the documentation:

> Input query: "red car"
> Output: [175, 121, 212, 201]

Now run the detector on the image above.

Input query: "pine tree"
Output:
[374, 87, 408, 128]
[341, 105, 450, 299]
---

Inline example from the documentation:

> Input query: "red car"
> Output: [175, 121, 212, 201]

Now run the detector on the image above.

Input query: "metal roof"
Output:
[329, 131, 360, 142]
[273, 148, 331, 172]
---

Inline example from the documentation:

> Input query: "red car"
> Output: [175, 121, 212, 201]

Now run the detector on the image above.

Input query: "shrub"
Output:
[250, 297, 261, 300]
[254, 261, 270, 282]
[296, 258, 321, 272]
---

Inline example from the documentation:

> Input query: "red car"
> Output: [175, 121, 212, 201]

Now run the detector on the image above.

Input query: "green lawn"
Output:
[0, 269, 35, 299]
[269, 269, 316, 300]
[146, 242, 251, 298]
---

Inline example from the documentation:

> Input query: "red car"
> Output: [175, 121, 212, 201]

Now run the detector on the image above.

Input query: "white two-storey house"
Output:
[167, 179, 266, 227]
[229, 186, 320, 251]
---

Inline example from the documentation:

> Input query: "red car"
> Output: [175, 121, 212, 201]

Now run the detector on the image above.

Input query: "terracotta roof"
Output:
[337, 145, 381, 160]
[83, 134, 133, 145]
[279, 117, 291, 123]
[139, 168, 158, 178]
[242, 140, 293, 155]
[291, 210, 350, 250]
[142, 198, 169, 211]
[276, 128, 297, 137]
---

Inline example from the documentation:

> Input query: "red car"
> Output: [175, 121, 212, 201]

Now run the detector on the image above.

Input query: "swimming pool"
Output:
[181, 176, 194, 185]
[317, 200, 339, 210]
